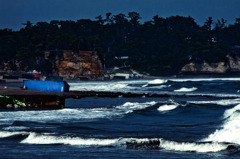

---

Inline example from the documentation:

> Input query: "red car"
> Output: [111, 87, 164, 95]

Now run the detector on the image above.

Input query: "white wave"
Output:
[70, 82, 128, 92]
[169, 78, 240, 82]
[142, 79, 167, 87]
[0, 131, 26, 138]
[21, 133, 159, 148]
[158, 104, 178, 112]
[2, 126, 29, 131]
[148, 79, 167, 84]
[116, 101, 157, 114]
[0, 101, 157, 124]
[203, 104, 240, 145]
[185, 93, 240, 98]
[21, 132, 120, 146]
[188, 98, 240, 106]
[174, 87, 197, 92]
[19, 132, 229, 153]
[160, 139, 227, 153]
[223, 104, 240, 118]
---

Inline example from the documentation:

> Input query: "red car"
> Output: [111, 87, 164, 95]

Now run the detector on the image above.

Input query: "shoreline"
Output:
[1, 73, 240, 84]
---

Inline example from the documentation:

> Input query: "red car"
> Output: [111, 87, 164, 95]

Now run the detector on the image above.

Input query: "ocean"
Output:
[1, 78, 240, 158]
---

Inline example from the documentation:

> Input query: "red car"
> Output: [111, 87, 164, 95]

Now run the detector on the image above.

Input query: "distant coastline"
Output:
[0, 14, 239, 78]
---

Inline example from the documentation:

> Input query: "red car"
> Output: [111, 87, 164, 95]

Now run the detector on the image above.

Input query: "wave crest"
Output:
[158, 104, 178, 112]
[174, 87, 198, 92]
[204, 104, 240, 145]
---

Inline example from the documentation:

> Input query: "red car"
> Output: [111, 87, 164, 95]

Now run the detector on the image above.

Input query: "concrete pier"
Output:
[0, 87, 65, 109]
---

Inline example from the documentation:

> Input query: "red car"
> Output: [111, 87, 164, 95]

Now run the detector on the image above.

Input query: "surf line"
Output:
[0, 87, 237, 109]
[65, 91, 238, 99]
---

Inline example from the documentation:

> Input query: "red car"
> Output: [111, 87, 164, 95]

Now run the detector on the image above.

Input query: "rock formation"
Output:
[57, 50, 103, 79]
[181, 62, 228, 73]
[0, 50, 104, 80]
[226, 55, 240, 72]
[180, 55, 240, 74]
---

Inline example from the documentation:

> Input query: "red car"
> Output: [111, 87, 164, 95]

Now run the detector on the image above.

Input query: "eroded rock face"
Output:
[57, 50, 103, 79]
[181, 55, 240, 74]
[0, 50, 103, 80]
[227, 55, 240, 72]
[181, 62, 228, 73]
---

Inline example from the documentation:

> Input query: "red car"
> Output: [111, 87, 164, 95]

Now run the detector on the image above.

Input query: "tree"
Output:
[0, 14, 240, 75]
[21, 21, 33, 30]
[128, 12, 141, 25]
[214, 18, 227, 30]
[95, 15, 104, 25]
[203, 17, 213, 31]
[105, 12, 113, 24]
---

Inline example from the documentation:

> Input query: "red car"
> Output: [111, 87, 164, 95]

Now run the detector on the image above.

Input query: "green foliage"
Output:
[0, 14, 239, 75]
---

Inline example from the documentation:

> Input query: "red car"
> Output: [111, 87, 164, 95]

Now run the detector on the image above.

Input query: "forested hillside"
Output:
[0, 12, 240, 75]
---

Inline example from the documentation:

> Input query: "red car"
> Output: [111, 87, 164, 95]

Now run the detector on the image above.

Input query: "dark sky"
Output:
[0, 0, 240, 30]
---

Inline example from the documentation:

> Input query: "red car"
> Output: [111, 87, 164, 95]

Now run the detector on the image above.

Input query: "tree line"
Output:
[0, 12, 240, 75]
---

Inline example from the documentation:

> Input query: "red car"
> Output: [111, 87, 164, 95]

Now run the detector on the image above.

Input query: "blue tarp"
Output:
[23, 80, 70, 92]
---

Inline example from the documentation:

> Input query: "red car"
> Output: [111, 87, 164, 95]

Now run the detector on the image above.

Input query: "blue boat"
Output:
[23, 80, 70, 92]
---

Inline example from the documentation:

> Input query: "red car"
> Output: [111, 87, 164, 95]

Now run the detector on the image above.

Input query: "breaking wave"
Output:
[142, 79, 167, 87]
[0, 101, 157, 124]
[147, 79, 167, 84]
[69, 82, 129, 92]
[159, 139, 229, 153]
[18, 132, 232, 153]
[2, 126, 29, 131]
[158, 104, 178, 112]
[174, 87, 198, 92]
[203, 104, 240, 145]
[21, 132, 120, 146]
[0, 131, 28, 138]
[188, 98, 240, 106]
[0, 128, 234, 153]
[169, 78, 240, 82]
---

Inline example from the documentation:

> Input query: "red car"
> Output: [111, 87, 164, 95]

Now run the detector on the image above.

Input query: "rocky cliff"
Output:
[181, 55, 240, 74]
[0, 50, 103, 80]
[57, 50, 103, 79]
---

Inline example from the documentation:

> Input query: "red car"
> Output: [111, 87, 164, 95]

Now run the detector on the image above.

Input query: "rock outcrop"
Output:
[181, 55, 240, 74]
[57, 50, 103, 79]
[181, 62, 228, 73]
[226, 55, 240, 72]
[0, 50, 104, 80]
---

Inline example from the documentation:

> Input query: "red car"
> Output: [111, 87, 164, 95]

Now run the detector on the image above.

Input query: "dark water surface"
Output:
[1, 78, 240, 158]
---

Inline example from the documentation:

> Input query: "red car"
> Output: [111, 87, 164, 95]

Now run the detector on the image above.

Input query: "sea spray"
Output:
[20, 132, 229, 153]
[174, 87, 198, 92]
[142, 79, 167, 87]
[203, 104, 240, 145]
[157, 104, 178, 112]
[0, 101, 157, 124]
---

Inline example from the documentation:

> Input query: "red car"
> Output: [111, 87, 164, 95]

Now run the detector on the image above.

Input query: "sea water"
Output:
[1, 78, 240, 158]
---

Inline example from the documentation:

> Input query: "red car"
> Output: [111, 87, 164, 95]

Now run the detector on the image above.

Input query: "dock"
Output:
[0, 87, 65, 109]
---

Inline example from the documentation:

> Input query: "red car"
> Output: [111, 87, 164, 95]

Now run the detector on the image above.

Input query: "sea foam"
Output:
[157, 104, 178, 112]
[0, 131, 27, 138]
[174, 87, 197, 92]
[203, 104, 240, 145]
[188, 98, 240, 106]
[70, 82, 129, 92]
[142, 79, 167, 87]
[0, 101, 157, 124]
[159, 139, 228, 153]
[20, 133, 229, 153]
[21, 132, 119, 146]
